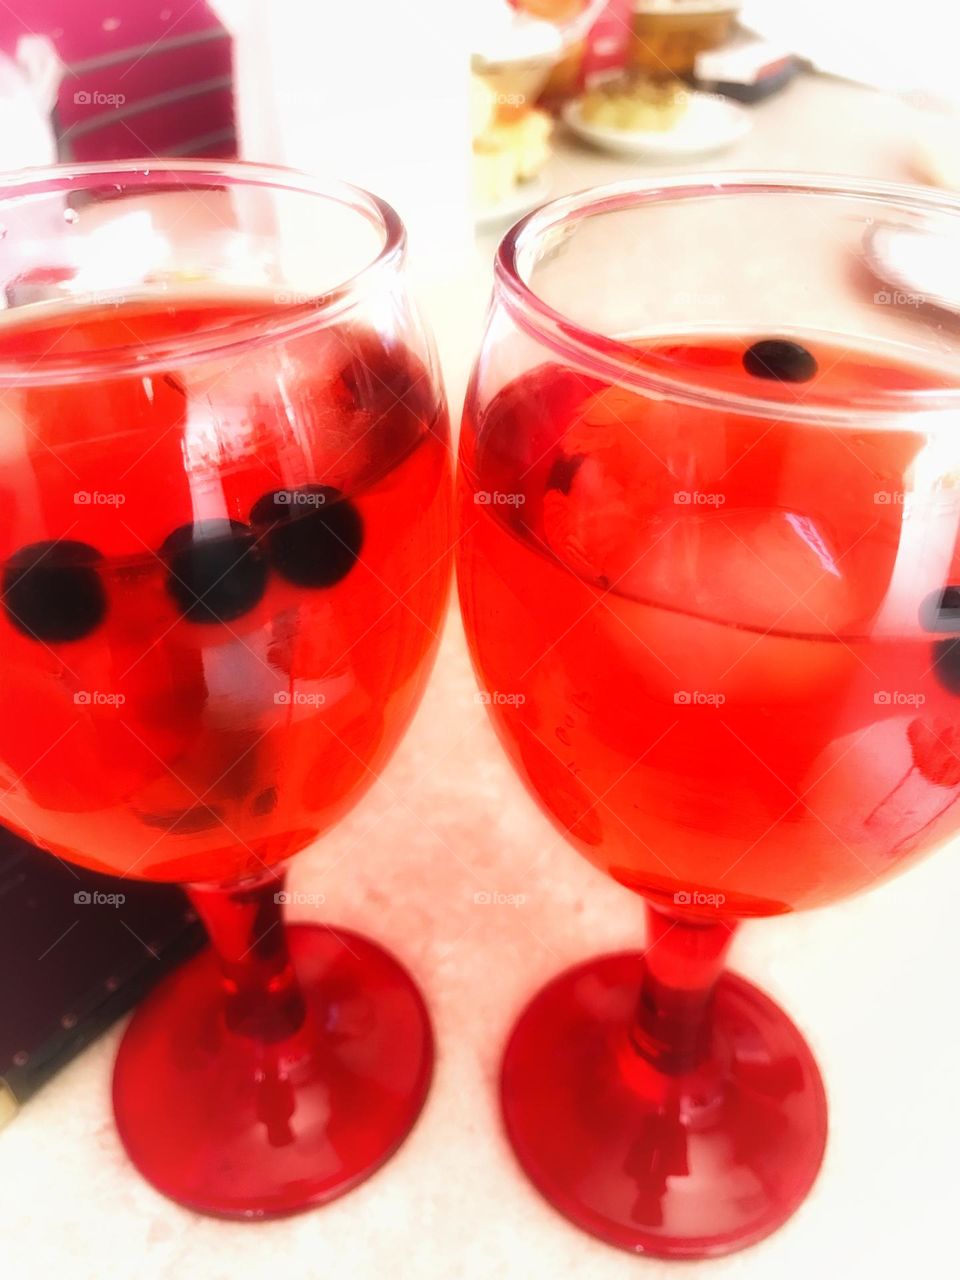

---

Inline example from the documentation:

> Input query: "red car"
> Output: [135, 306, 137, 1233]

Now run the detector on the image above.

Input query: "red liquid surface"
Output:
[458, 336, 960, 915]
[0, 297, 451, 883]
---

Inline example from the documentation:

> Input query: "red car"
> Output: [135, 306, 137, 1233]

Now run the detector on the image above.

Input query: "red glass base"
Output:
[501, 952, 827, 1258]
[113, 923, 433, 1219]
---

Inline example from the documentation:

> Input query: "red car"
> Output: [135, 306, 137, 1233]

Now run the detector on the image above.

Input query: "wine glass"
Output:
[0, 160, 452, 1218]
[457, 174, 960, 1257]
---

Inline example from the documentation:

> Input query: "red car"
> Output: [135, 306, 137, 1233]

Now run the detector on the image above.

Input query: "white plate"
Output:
[475, 179, 549, 231]
[562, 91, 751, 160]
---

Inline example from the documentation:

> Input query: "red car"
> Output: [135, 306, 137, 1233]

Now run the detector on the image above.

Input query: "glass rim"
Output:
[0, 158, 406, 386]
[494, 171, 960, 425]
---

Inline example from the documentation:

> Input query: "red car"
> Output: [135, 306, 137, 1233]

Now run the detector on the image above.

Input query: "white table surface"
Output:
[3, 72, 960, 1279]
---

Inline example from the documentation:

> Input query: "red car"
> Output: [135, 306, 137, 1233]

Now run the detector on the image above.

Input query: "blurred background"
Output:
[4, 1, 960, 245]
[4, 0, 960, 381]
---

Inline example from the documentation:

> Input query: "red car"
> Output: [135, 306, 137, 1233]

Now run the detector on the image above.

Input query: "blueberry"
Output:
[337, 342, 431, 422]
[250, 486, 363, 588]
[743, 339, 818, 384]
[162, 519, 267, 623]
[933, 637, 960, 694]
[546, 453, 584, 496]
[2, 540, 105, 641]
[340, 351, 413, 410]
[920, 586, 960, 633]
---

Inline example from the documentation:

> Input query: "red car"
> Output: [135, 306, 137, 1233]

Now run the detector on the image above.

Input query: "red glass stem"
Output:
[631, 903, 738, 1075]
[187, 867, 306, 1043]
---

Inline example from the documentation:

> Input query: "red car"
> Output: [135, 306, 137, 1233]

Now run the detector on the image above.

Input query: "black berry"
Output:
[933, 637, 960, 694]
[341, 352, 413, 410]
[743, 339, 818, 384]
[920, 586, 960, 633]
[250, 486, 363, 588]
[162, 519, 267, 623]
[3, 540, 105, 641]
[546, 453, 585, 496]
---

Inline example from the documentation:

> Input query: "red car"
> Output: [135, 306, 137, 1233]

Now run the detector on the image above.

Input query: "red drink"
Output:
[0, 296, 451, 884]
[461, 175, 960, 1259]
[459, 335, 960, 915]
[0, 161, 451, 1220]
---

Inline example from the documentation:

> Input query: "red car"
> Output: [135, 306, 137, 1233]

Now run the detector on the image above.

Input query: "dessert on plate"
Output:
[579, 70, 689, 132]
[471, 72, 553, 208]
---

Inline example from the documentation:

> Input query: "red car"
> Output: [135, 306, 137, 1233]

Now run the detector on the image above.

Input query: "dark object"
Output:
[932, 638, 960, 694]
[250, 487, 364, 588]
[162, 519, 268, 622]
[693, 56, 798, 103]
[0, 823, 204, 1124]
[920, 586, 960, 633]
[743, 339, 818, 384]
[2, 540, 106, 643]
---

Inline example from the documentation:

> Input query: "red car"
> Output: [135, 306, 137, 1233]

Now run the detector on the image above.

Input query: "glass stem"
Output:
[187, 866, 306, 1043]
[631, 901, 737, 1075]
